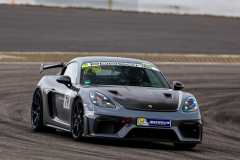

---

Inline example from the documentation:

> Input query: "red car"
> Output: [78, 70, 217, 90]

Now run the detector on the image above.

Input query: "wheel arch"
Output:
[32, 86, 42, 100]
[71, 95, 83, 111]
[35, 86, 41, 91]
[70, 94, 83, 120]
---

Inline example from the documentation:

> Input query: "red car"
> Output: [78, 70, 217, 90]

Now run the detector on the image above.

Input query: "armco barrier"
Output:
[1, 0, 240, 17]
[138, 0, 240, 17]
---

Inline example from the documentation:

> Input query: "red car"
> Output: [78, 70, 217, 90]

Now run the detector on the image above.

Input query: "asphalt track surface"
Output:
[0, 5, 240, 54]
[0, 63, 240, 159]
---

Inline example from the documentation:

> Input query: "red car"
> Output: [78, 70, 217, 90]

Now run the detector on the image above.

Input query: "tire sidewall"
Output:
[71, 98, 84, 140]
[31, 89, 44, 131]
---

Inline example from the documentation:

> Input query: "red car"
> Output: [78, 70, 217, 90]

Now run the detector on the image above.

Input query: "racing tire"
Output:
[71, 98, 84, 141]
[31, 89, 44, 131]
[173, 143, 197, 149]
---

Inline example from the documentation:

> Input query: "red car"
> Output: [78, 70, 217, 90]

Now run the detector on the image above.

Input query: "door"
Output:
[53, 62, 79, 123]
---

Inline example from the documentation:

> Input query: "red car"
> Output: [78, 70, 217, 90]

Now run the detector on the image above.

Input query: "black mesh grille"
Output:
[96, 121, 124, 134]
[125, 128, 179, 141]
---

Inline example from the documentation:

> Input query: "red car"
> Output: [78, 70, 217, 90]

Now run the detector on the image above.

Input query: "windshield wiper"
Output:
[140, 85, 153, 87]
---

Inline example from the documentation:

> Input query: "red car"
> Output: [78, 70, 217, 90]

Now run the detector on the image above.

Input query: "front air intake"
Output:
[179, 122, 201, 139]
[125, 128, 179, 141]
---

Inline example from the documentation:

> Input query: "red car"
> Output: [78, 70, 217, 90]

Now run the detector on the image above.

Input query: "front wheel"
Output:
[173, 143, 197, 149]
[71, 99, 84, 140]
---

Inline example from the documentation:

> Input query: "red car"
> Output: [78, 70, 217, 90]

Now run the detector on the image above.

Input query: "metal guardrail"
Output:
[1, 0, 240, 17]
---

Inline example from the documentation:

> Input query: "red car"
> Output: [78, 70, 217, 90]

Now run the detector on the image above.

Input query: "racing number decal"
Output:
[83, 66, 101, 74]
[82, 64, 101, 74]
[63, 90, 72, 109]
[63, 96, 70, 109]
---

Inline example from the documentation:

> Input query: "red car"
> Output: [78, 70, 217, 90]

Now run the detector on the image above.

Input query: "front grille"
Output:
[96, 121, 124, 134]
[125, 128, 179, 141]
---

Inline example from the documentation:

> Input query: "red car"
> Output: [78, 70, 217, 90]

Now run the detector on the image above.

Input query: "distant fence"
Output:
[1, 0, 240, 17]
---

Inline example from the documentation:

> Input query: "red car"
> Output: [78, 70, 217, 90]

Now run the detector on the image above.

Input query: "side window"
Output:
[145, 69, 164, 88]
[62, 62, 78, 84]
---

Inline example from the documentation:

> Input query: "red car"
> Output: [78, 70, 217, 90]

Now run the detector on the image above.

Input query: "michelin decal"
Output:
[137, 118, 171, 127]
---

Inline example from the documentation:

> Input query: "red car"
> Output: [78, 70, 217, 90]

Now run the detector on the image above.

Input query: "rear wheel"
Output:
[31, 89, 44, 131]
[173, 143, 197, 149]
[71, 99, 84, 140]
[31, 89, 56, 132]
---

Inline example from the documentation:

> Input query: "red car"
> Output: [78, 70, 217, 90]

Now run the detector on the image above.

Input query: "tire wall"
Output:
[1, 0, 240, 17]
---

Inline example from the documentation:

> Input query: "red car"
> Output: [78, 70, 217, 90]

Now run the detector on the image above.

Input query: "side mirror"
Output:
[56, 75, 72, 88]
[173, 81, 184, 90]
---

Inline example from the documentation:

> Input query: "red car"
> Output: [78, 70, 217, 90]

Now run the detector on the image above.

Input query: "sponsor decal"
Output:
[84, 105, 94, 116]
[85, 107, 93, 111]
[137, 118, 149, 126]
[137, 118, 171, 127]
[142, 63, 153, 67]
[84, 80, 91, 85]
[82, 62, 159, 72]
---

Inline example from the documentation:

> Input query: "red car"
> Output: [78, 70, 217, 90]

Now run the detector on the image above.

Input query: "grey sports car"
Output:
[31, 57, 202, 149]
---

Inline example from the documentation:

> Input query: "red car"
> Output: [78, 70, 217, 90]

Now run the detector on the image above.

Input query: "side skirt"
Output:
[46, 124, 71, 132]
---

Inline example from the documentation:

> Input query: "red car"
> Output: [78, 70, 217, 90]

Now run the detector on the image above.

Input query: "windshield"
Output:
[80, 64, 170, 89]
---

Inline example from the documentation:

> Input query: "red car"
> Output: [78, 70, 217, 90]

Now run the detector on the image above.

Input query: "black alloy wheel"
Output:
[31, 89, 44, 131]
[71, 99, 84, 140]
[173, 143, 197, 150]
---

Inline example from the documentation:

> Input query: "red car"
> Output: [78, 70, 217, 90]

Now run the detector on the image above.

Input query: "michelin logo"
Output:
[149, 121, 170, 125]
[137, 118, 149, 126]
[137, 118, 171, 127]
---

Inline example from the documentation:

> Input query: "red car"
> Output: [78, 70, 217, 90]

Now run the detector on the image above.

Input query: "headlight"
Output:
[183, 97, 198, 112]
[89, 92, 116, 108]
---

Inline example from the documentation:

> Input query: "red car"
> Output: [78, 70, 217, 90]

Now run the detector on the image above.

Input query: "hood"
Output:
[94, 86, 179, 111]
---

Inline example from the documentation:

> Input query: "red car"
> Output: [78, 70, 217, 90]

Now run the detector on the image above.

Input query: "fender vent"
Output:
[47, 92, 54, 118]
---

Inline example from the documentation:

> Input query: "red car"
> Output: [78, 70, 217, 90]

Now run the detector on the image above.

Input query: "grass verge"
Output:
[1, 52, 240, 63]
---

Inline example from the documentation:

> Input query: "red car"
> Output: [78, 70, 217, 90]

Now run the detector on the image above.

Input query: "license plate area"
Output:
[137, 118, 171, 127]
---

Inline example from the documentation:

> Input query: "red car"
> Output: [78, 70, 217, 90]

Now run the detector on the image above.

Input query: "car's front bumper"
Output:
[84, 114, 203, 143]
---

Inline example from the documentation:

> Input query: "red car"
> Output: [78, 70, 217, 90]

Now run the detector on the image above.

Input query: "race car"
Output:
[31, 57, 202, 149]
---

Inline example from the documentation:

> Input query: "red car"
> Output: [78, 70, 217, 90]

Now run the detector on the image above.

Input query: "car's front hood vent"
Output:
[108, 90, 119, 95]
[99, 86, 179, 111]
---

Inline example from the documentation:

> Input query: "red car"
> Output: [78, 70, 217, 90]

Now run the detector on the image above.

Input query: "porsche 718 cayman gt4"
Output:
[31, 57, 202, 149]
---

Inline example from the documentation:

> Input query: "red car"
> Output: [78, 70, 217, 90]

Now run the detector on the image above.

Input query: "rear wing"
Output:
[40, 61, 64, 73]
